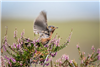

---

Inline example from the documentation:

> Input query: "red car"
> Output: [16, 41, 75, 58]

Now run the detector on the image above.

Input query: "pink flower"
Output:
[8, 61, 12, 66]
[62, 54, 69, 60]
[14, 30, 17, 38]
[97, 48, 100, 54]
[5, 41, 8, 45]
[21, 31, 24, 38]
[3, 45, 6, 51]
[4, 55, 10, 61]
[76, 45, 79, 48]
[81, 60, 83, 64]
[10, 57, 16, 63]
[46, 63, 49, 66]
[70, 60, 73, 64]
[59, 61, 62, 64]
[49, 57, 52, 61]
[91, 45, 95, 50]
[4, 36, 7, 41]
[13, 43, 16, 48]
[98, 53, 100, 60]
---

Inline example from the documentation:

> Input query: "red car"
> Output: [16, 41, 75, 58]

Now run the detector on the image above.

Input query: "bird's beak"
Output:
[55, 27, 58, 29]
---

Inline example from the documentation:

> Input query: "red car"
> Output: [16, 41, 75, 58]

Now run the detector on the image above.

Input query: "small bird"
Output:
[33, 11, 58, 45]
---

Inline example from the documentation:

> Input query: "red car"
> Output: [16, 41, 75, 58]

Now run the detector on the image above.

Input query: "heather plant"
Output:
[1, 27, 100, 67]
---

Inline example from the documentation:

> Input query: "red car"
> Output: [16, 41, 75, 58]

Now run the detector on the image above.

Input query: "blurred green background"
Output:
[1, 1, 100, 66]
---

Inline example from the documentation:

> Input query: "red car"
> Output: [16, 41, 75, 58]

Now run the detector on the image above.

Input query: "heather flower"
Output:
[14, 30, 17, 38]
[97, 48, 100, 54]
[4, 36, 7, 41]
[50, 53, 55, 57]
[20, 63, 23, 66]
[55, 38, 60, 47]
[3, 45, 6, 51]
[46, 63, 49, 66]
[17, 44, 19, 49]
[49, 57, 52, 61]
[46, 58, 49, 61]
[44, 45, 49, 47]
[21, 31, 24, 38]
[8, 61, 12, 66]
[4, 55, 10, 61]
[70, 60, 73, 64]
[59, 61, 62, 64]
[88, 54, 91, 58]
[5, 41, 7, 45]
[76, 45, 79, 48]
[11, 45, 13, 49]
[81, 60, 83, 64]
[27, 43, 31, 47]
[54, 52, 57, 56]
[17, 44, 21, 49]
[62, 54, 69, 60]
[91, 45, 95, 51]
[56, 58, 61, 63]
[13, 43, 16, 48]
[36, 38, 39, 42]
[18, 38, 20, 43]
[1, 56, 5, 67]
[10, 57, 16, 63]
[98, 53, 100, 60]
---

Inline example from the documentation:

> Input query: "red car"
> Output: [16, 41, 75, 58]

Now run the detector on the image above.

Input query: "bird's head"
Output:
[47, 26, 58, 33]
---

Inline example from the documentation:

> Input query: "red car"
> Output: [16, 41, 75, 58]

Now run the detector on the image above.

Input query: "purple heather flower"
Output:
[20, 63, 23, 66]
[69, 60, 73, 64]
[54, 52, 57, 56]
[62, 54, 69, 60]
[67, 39, 70, 43]
[81, 60, 83, 64]
[59, 61, 62, 64]
[51, 53, 55, 57]
[17, 44, 19, 49]
[49, 57, 52, 61]
[56, 60, 58, 63]
[11, 45, 13, 49]
[14, 30, 17, 38]
[1, 56, 5, 67]
[3, 45, 6, 51]
[91, 45, 95, 50]
[21, 31, 25, 38]
[27, 43, 31, 47]
[97, 48, 100, 54]
[4, 36, 7, 41]
[98, 53, 100, 60]
[76, 45, 79, 48]
[10, 57, 16, 63]
[5, 41, 7, 45]
[46, 58, 49, 61]
[4, 55, 10, 61]
[18, 38, 20, 43]
[33, 40, 36, 44]
[36, 39, 39, 42]
[13, 43, 16, 48]
[55, 39, 60, 47]
[88, 54, 91, 58]
[46, 63, 49, 66]
[21, 42, 23, 44]
[41, 63, 43, 65]
[8, 61, 12, 66]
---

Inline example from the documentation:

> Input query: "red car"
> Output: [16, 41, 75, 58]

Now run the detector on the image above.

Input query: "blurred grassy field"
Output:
[1, 19, 99, 66]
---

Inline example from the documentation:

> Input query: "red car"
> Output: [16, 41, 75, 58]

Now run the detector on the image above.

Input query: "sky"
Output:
[1, 2, 99, 21]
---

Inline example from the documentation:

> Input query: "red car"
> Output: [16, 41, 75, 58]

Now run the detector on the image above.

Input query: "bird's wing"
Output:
[33, 11, 48, 35]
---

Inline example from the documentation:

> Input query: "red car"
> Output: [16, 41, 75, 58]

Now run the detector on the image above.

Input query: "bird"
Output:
[33, 11, 58, 45]
[1, 11, 57, 51]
